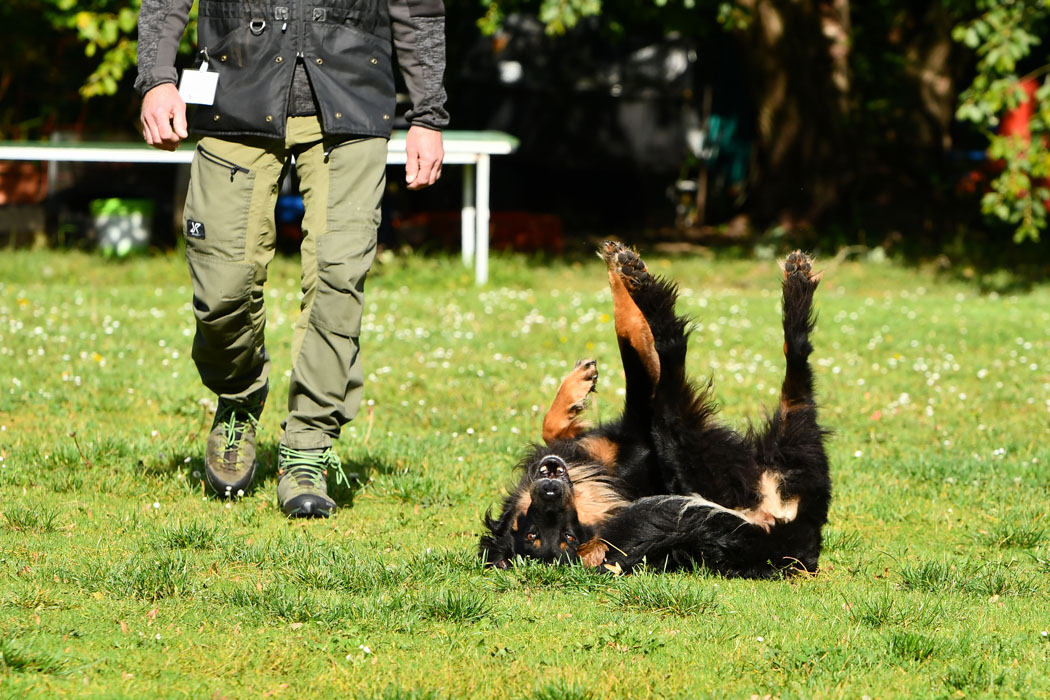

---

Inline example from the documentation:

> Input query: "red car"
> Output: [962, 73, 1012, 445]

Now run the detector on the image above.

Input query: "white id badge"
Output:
[179, 61, 219, 105]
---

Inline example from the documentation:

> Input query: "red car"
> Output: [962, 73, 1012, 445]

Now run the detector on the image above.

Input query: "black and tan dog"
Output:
[480, 242, 831, 578]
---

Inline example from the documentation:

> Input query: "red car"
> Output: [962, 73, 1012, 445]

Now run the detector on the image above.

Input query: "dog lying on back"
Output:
[480, 242, 831, 578]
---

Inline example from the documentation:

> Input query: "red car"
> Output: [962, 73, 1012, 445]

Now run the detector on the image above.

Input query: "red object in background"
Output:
[0, 162, 48, 205]
[394, 211, 564, 254]
[1001, 78, 1039, 142]
[962, 78, 1050, 205]
[1000, 77, 1050, 207]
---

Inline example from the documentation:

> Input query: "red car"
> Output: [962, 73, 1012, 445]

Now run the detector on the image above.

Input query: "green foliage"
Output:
[39, 0, 198, 99]
[954, 0, 1050, 242]
[475, 0, 728, 36]
[477, 0, 604, 35]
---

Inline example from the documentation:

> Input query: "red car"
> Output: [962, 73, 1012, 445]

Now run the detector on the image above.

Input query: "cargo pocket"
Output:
[183, 143, 256, 261]
[323, 137, 386, 233]
[310, 228, 377, 338]
[187, 251, 259, 368]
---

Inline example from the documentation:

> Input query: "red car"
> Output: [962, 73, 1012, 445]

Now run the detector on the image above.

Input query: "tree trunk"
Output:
[734, 0, 854, 229]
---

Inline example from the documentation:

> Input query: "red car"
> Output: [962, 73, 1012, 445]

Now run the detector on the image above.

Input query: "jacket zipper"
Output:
[196, 145, 251, 182]
[296, 0, 304, 58]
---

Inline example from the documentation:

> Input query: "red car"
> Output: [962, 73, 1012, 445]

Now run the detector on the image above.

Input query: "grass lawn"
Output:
[1, 245, 1048, 699]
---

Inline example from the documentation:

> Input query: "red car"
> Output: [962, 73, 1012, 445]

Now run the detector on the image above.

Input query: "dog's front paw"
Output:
[566, 358, 599, 414]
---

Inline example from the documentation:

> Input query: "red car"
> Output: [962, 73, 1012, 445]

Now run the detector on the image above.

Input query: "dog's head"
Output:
[480, 443, 624, 569]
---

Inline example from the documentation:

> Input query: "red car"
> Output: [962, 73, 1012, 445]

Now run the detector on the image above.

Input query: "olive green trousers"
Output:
[182, 115, 387, 449]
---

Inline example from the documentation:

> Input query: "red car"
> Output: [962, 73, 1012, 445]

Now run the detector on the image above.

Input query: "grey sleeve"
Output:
[389, 0, 450, 130]
[134, 0, 194, 95]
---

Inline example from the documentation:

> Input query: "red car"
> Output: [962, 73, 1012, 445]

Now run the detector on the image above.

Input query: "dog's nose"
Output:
[538, 478, 565, 500]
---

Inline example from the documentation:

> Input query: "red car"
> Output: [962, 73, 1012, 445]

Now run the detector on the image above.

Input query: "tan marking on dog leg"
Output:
[577, 436, 619, 467]
[542, 360, 598, 444]
[607, 268, 661, 386]
[742, 472, 800, 531]
[577, 538, 609, 567]
[779, 396, 805, 416]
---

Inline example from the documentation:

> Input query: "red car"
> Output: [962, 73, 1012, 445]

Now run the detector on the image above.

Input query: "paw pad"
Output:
[783, 250, 820, 284]
[599, 241, 649, 289]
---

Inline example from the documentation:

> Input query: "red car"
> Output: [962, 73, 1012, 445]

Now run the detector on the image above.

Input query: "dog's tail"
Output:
[596, 495, 821, 578]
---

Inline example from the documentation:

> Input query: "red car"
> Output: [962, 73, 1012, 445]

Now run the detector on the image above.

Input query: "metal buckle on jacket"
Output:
[250, 19, 266, 35]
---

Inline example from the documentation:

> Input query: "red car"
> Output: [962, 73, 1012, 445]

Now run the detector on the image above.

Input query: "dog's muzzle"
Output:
[530, 455, 572, 506]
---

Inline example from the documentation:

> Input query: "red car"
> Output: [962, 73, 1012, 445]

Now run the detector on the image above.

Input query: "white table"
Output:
[0, 130, 518, 284]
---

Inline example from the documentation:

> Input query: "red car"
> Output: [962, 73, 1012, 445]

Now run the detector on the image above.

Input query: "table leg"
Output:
[461, 163, 476, 266]
[476, 155, 490, 285]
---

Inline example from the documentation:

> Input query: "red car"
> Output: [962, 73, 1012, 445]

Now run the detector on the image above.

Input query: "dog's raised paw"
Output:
[599, 241, 650, 290]
[573, 358, 599, 383]
[782, 250, 822, 285]
[567, 358, 599, 413]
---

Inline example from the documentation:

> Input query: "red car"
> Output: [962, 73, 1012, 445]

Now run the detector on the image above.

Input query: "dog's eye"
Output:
[564, 533, 577, 544]
[525, 532, 538, 542]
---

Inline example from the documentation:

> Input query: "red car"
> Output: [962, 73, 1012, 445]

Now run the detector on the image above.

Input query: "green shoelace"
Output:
[279, 446, 351, 489]
[220, 406, 260, 451]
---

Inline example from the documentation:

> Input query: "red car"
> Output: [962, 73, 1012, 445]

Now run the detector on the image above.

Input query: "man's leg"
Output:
[182, 136, 285, 495]
[276, 116, 387, 516]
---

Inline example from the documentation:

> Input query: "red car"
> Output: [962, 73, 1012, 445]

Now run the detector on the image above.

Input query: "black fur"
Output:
[480, 244, 832, 578]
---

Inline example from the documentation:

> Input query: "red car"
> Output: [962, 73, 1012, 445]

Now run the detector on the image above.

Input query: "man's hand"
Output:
[404, 125, 443, 190]
[140, 84, 188, 151]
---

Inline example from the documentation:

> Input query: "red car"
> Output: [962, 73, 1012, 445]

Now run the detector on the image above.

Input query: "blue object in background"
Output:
[276, 194, 305, 224]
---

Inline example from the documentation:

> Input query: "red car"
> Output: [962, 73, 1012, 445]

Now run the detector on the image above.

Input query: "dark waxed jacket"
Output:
[136, 0, 448, 139]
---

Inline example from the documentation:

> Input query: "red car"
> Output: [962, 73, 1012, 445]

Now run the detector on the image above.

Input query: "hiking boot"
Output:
[204, 395, 264, 498]
[276, 444, 349, 517]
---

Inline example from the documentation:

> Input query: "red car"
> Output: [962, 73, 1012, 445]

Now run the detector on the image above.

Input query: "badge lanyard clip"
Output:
[178, 48, 219, 105]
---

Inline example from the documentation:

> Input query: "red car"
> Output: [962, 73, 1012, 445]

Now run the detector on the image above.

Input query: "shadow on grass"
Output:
[168, 442, 398, 511]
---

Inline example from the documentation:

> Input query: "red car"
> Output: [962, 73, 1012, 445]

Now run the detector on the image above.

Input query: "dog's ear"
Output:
[577, 537, 609, 567]
[479, 505, 517, 568]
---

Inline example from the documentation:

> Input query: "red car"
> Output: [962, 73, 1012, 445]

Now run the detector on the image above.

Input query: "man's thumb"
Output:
[173, 105, 189, 139]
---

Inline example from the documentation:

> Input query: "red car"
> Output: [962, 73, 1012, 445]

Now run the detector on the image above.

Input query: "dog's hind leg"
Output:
[542, 359, 598, 443]
[778, 250, 822, 412]
[749, 251, 830, 546]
